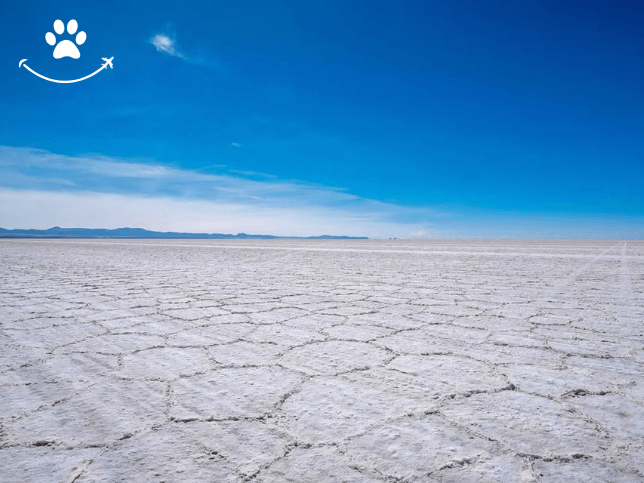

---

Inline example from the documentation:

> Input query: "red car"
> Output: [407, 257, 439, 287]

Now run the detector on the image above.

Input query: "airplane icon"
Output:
[101, 57, 114, 69]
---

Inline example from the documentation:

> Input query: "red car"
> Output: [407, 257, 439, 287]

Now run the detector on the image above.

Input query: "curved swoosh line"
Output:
[20, 60, 111, 84]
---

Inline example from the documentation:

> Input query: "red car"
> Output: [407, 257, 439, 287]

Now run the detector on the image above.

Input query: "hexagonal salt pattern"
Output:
[1, 239, 643, 481]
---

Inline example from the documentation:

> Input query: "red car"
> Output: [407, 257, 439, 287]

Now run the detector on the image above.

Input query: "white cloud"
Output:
[0, 146, 437, 238]
[149, 34, 184, 59]
[2, 146, 641, 239]
[148, 33, 210, 66]
[0, 189, 433, 238]
[231, 143, 241, 148]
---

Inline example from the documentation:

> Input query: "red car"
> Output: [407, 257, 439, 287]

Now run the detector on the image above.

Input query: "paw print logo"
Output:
[45, 19, 86, 59]
[19, 19, 113, 83]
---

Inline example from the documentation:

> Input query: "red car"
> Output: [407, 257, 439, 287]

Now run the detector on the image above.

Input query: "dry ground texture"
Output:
[1, 239, 643, 482]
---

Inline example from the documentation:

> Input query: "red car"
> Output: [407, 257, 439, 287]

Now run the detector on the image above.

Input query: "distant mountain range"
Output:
[0, 227, 367, 240]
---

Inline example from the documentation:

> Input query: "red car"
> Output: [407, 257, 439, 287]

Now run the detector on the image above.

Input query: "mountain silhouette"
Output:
[0, 227, 367, 240]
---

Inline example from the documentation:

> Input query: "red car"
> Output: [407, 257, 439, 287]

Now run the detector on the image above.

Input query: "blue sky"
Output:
[1, 0, 643, 238]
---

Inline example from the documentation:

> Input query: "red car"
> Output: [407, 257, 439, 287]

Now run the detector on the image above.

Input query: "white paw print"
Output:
[45, 19, 86, 59]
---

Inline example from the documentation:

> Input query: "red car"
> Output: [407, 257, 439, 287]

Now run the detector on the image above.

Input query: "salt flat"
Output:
[1, 239, 643, 482]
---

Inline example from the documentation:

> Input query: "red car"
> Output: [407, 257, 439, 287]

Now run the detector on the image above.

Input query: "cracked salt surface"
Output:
[0, 239, 643, 482]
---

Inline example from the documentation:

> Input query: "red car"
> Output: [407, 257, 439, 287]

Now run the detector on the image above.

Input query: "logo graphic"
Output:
[19, 19, 114, 83]
[46, 19, 85, 59]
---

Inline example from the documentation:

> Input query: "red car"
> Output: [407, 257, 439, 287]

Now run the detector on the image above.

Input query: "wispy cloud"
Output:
[2, 146, 641, 238]
[0, 146, 437, 238]
[228, 169, 276, 179]
[150, 34, 184, 59]
[148, 33, 211, 66]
